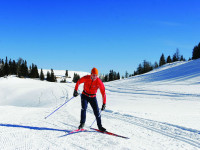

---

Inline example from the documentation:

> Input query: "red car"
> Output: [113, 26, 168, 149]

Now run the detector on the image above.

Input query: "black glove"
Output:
[73, 90, 79, 97]
[101, 104, 106, 111]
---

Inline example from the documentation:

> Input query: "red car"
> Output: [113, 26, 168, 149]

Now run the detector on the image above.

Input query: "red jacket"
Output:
[75, 75, 106, 104]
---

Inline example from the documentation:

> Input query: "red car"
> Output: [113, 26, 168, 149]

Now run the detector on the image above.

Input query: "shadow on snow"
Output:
[0, 123, 70, 132]
[0, 123, 95, 137]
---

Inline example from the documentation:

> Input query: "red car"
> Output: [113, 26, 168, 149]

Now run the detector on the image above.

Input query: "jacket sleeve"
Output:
[98, 79, 106, 104]
[75, 76, 86, 91]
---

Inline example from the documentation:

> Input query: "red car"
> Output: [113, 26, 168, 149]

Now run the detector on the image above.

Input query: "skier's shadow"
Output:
[0, 123, 95, 138]
[0, 123, 70, 132]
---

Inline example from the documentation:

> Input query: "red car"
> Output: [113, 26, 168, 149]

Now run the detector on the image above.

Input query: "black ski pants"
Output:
[80, 94, 102, 127]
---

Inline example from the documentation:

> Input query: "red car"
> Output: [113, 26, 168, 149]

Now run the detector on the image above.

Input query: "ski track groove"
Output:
[87, 109, 200, 149]
[58, 84, 69, 100]
[106, 87, 200, 98]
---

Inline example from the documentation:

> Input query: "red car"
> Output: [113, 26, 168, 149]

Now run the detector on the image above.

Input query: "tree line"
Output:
[132, 42, 200, 77]
[1, 42, 200, 82]
[133, 48, 186, 76]
[98, 70, 120, 82]
[99, 42, 200, 81]
[99, 49, 186, 81]
[0, 57, 81, 83]
[0, 57, 38, 78]
[0, 57, 57, 82]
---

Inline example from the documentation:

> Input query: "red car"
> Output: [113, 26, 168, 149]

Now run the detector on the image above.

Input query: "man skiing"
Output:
[73, 67, 106, 132]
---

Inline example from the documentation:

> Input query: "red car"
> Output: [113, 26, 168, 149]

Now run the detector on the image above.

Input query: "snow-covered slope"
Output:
[0, 60, 200, 150]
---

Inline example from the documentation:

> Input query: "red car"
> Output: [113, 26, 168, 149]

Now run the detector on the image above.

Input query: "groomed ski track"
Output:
[0, 103, 199, 149]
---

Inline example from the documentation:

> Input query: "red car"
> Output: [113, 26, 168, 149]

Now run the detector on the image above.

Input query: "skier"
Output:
[73, 67, 106, 132]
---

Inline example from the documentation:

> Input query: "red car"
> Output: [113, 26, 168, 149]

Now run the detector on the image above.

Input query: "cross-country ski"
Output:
[90, 128, 129, 139]
[68, 128, 87, 134]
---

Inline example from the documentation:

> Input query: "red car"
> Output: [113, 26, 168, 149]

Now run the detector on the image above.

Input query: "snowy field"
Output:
[0, 59, 200, 150]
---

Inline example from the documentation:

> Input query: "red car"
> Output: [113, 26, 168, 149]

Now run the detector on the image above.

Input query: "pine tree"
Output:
[50, 69, 56, 82]
[104, 74, 108, 82]
[173, 49, 180, 62]
[137, 64, 143, 74]
[46, 71, 51, 81]
[40, 69, 45, 81]
[12, 60, 17, 75]
[192, 43, 200, 59]
[133, 71, 137, 76]
[113, 71, 117, 80]
[65, 70, 68, 77]
[172, 54, 177, 62]
[29, 64, 33, 78]
[143, 60, 153, 73]
[9, 59, 17, 75]
[3, 57, 10, 76]
[109, 70, 114, 81]
[17, 58, 24, 77]
[29, 64, 39, 78]
[159, 53, 166, 66]
[9, 59, 13, 74]
[72, 73, 80, 83]
[154, 62, 159, 69]
[167, 55, 172, 63]
[180, 55, 185, 61]
[35, 65, 39, 78]
[20, 60, 28, 77]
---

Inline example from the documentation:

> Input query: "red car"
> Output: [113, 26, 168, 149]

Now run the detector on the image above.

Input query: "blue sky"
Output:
[0, 0, 200, 75]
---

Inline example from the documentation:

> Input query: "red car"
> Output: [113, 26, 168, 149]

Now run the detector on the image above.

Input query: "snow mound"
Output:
[0, 76, 71, 107]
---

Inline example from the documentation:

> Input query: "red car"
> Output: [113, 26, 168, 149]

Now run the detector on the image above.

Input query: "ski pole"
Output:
[44, 96, 75, 119]
[90, 109, 102, 128]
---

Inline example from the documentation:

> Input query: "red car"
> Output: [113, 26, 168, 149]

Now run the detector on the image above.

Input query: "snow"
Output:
[0, 59, 200, 149]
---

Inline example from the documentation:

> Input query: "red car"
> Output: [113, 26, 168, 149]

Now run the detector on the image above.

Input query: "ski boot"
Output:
[78, 123, 85, 129]
[98, 125, 106, 132]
